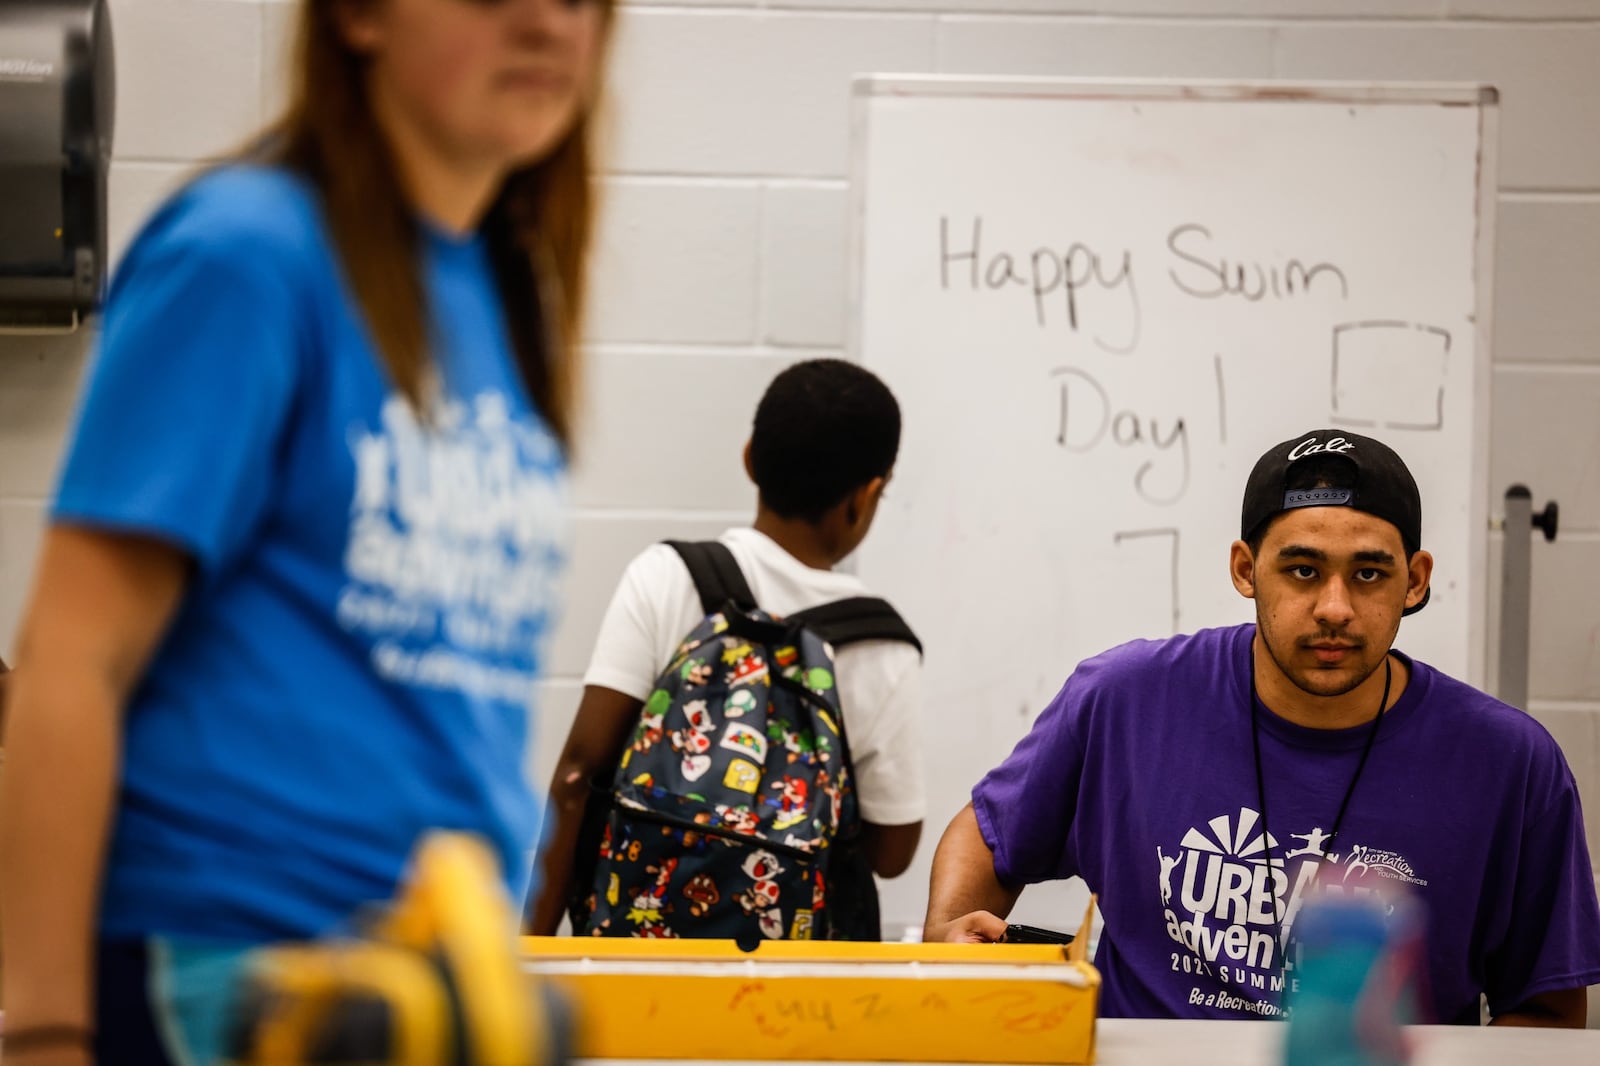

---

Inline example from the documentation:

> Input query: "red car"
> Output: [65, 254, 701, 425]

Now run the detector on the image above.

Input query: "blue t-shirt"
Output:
[55, 166, 570, 941]
[972, 624, 1600, 1023]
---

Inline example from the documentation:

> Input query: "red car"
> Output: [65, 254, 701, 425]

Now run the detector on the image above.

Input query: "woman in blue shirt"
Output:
[0, 1, 615, 1062]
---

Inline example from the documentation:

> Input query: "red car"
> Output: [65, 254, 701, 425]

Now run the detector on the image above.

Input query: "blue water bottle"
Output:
[1283, 895, 1418, 1066]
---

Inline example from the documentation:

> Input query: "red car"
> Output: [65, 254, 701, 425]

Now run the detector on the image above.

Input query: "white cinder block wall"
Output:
[1, 0, 1598, 1006]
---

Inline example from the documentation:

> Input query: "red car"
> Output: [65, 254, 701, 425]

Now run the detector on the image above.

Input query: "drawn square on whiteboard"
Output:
[1330, 321, 1452, 431]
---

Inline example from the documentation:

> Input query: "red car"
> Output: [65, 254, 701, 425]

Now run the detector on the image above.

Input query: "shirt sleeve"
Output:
[844, 643, 926, 826]
[971, 671, 1091, 887]
[581, 544, 690, 701]
[1484, 755, 1600, 1015]
[52, 192, 304, 577]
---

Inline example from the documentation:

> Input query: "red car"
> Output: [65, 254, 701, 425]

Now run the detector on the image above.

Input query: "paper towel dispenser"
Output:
[0, 0, 114, 331]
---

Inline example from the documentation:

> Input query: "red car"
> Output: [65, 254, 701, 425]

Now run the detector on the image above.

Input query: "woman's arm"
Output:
[0, 526, 188, 1045]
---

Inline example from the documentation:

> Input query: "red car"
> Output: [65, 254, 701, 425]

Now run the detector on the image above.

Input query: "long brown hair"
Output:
[267, 0, 613, 448]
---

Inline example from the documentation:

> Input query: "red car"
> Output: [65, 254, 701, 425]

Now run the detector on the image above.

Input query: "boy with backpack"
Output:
[528, 359, 923, 941]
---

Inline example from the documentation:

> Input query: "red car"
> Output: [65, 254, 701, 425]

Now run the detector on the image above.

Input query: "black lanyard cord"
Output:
[1250, 654, 1392, 954]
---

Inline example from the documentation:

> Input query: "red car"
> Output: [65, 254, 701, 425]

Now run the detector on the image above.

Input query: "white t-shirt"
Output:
[583, 527, 925, 826]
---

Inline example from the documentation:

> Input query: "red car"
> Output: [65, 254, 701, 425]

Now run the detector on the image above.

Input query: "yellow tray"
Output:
[521, 903, 1099, 1063]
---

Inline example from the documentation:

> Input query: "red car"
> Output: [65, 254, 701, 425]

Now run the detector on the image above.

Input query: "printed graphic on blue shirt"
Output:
[340, 391, 568, 705]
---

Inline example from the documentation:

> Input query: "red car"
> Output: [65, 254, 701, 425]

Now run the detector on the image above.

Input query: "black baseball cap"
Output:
[1241, 429, 1427, 616]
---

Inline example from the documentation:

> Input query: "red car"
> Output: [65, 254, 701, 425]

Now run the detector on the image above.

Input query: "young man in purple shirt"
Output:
[925, 429, 1600, 1027]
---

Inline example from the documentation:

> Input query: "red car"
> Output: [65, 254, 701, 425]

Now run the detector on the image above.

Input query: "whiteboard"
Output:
[848, 78, 1497, 934]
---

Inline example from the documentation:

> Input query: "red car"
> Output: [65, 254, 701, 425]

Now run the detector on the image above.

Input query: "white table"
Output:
[586, 1019, 1599, 1066]
[1091, 1018, 1597, 1064]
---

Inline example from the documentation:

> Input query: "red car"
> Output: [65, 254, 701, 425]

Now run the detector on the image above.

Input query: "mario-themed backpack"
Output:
[577, 540, 919, 943]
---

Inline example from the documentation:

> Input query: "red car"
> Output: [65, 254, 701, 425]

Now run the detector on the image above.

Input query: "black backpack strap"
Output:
[789, 596, 922, 656]
[665, 540, 757, 615]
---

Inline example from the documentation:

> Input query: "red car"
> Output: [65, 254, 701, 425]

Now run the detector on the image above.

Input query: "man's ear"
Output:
[742, 440, 756, 484]
[1405, 549, 1434, 612]
[1229, 540, 1258, 600]
[847, 476, 886, 527]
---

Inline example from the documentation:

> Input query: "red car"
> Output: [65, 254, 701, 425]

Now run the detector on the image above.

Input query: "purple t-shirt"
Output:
[973, 624, 1600, 1023]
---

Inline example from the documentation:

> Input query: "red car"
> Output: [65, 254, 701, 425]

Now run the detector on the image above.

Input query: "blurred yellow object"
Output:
[522, 898, 1100, 1064]
[226, 833, 568, 1066]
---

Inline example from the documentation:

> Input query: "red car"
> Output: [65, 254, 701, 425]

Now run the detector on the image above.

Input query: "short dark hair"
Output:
[749, 359, 901, 523]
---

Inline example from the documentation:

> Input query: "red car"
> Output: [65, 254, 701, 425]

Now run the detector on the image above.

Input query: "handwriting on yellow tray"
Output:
[715, 981, 1077, 1039]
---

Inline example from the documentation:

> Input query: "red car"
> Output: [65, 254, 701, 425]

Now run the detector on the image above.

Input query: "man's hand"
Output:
[925, 910, 1008, 944]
